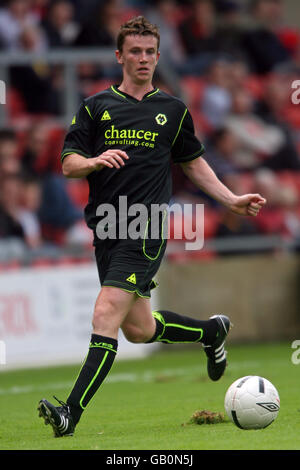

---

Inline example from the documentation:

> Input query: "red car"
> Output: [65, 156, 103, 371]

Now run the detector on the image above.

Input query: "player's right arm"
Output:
[62, 150, 129, 178]
[61, 100, 129, 178]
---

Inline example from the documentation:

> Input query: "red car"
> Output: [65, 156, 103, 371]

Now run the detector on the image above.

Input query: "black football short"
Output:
[94, 236, 166, 298]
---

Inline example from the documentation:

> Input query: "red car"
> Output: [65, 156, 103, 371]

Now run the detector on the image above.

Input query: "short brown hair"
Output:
[117, 16, 160, 52]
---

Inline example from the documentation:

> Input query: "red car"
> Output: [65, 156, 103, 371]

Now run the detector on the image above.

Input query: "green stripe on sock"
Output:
[79, 351, 109, 410]
[163, 323, 203, 342]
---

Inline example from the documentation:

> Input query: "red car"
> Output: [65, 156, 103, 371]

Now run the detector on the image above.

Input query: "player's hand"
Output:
[91, 150, 129, 171]
[229, 194, 267, 217]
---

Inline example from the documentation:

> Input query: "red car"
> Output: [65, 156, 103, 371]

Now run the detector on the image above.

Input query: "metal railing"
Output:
[0, 48, 182, 127]
[0, 234, 298, 265]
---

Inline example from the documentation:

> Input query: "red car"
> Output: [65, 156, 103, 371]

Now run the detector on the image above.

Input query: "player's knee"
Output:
[122, 324, 148, 343]
[92, 297, 120, 332]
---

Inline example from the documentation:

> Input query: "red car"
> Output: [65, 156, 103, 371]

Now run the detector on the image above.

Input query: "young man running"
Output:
[38, 16, 266, 437]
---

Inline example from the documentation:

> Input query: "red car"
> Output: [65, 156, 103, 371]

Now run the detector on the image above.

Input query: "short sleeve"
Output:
[171, 108, 205, 164]
[61, 102, 94, 162]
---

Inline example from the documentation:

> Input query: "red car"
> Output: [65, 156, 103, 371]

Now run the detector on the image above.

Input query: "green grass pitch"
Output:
[0, 342, 299, 450]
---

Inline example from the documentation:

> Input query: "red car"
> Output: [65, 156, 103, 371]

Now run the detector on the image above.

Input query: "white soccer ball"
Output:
[224, 375, 280, 429]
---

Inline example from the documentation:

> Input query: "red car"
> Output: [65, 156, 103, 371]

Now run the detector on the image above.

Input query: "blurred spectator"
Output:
[255, 76, 300, 170]
[178, 0, 219, 74]
[277, 26, 300, 62]
[0, 0, 41, 50]
[203, 127, 240, 185]
[31, 0, 49, 21]
[69, 0, 101, 23]
[19, 23, 46, 52]
[179, 0, 217, 55]
[18, 122, 83, 243]
[74, 0, 123, 48]
[17, 174, 42, 248]
[0, 128, 21, 176]
[21, 123, 66, 175]
[252, 168, 300, 239]
[0, 170, 42, 248]
[242, 0, 292, 74]
[73, 0, 127, 79]
[215, 210, 261, 256]
[246, 0, 299, 59]
[38, 173, 83, 240]
[42, 0, 79, 48]
[213, 0, 247, 61]
[201, 58, 232, 127]
[172, 127, 242, 208]
[1, 3, 61, 115]
[226, 59, 250, 92]
[0, 127, 42, 246]
[0, 128, 19, 158]
[9, 22, 61, 114]
[10, 66, 61, 114]
[224, 87, 285, 169]
[0, 174, 25, 241]
[21, 122, 49, 177]
[146, 0, 185, 70]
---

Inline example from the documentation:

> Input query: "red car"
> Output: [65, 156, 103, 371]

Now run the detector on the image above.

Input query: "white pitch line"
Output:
[0, 361, 261, 396]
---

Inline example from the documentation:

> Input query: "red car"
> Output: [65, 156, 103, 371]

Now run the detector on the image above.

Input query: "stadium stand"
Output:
[0, 0, 299, 266]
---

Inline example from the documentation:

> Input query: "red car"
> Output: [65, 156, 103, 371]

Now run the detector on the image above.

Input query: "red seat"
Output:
[180, 76, 206, 108]
[41, 224, 66, 245]
[66, 179, 89, 208]
[189, 108, 212, 135]
[244, 75, 265, 99]
[277, 171, 300, 197]
[7, 87, 26, 118]
[168, 208, 219, 242]
[46, 126, 66, 174]
[282, 107, 300, 130]
[31, 259, 53, 268]
[238, 172, 255, 193]
[82, 79, 114, 98]
[0, 261, 21, 271]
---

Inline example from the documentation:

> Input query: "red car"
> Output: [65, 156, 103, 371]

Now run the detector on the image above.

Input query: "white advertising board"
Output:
[0, 263, 158, 370]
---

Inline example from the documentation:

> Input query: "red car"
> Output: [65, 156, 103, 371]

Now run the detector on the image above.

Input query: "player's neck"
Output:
[118, 80, 154, 101]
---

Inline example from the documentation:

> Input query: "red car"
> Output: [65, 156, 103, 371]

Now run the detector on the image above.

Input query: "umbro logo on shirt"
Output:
[101, 110, 111, 120]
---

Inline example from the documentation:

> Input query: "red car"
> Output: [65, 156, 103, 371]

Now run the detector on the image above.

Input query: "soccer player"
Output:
[38, 16, 266, 437]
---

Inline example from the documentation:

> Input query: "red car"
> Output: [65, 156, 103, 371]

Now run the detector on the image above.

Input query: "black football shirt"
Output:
[61, 85, 205, 239]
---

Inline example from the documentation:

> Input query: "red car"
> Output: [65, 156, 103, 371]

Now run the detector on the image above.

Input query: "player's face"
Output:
[116, 34, 160, 85]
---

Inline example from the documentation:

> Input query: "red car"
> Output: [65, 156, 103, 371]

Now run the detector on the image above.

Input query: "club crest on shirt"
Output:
[155, 113, 167, 126]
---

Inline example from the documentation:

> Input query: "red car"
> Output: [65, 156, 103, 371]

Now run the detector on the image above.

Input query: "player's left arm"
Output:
[181, 156, 266, 217]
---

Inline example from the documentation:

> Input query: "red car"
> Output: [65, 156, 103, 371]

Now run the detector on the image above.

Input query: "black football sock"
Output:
[146, 310, 218, 346]
[66, 334, 118, 426]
